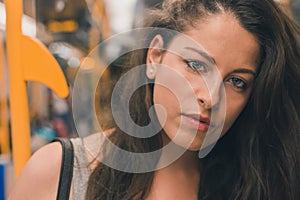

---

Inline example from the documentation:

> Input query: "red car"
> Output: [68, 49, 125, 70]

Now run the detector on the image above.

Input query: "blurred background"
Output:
[0, 0, 299, 199]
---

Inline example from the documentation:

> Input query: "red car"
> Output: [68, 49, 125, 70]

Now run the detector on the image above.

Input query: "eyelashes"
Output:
[184, 59, 250, 92]
[184, 59, 209, 73]
[226, 77, 248, 91]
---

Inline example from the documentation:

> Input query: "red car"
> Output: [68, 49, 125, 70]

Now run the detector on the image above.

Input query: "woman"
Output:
[9, 0, 300, 199]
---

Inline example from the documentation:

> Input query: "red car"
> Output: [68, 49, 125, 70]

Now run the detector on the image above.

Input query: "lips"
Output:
[187, 114, 210, 126]
[181, 113, 212, 132]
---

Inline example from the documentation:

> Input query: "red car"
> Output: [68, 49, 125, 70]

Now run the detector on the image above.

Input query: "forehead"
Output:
[166, 13, 260, 69]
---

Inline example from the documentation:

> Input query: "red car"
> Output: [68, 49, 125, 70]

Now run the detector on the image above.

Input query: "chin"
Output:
[176, 137, 206, 152]
[187, 142, 205, 151]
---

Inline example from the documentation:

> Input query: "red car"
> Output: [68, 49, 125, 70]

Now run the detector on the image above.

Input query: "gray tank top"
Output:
[70, 137, 91, 200]
[69, 132, 108, 199]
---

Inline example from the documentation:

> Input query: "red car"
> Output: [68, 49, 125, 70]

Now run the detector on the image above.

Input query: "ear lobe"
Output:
[146, 35, 164, 79]
[146, 64, 156, 79]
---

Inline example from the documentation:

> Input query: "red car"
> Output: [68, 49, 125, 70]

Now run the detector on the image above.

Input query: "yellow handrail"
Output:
[5, 0, 69, 177]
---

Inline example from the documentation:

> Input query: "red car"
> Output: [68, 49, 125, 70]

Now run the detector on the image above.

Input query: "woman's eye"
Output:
[229, 77, 247, 90]
[185, 60, 208, 73]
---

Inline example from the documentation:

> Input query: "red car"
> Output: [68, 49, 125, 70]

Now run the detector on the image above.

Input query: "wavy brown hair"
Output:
[86, 0, 300, 199]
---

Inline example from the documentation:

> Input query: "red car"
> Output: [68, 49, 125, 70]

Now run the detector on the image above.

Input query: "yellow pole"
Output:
[5, 0, 30, 177]
[5, 0, 69, 177]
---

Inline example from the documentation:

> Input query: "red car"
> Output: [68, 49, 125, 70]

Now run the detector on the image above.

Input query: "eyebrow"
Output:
[184, 47, 256, 76]
[231, 68, 256, 76]
[184, 47, 216, 65]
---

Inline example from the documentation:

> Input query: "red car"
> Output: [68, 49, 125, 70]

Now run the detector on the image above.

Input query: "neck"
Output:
[158, 131, 201, 171]
[146, 133, 200, 200]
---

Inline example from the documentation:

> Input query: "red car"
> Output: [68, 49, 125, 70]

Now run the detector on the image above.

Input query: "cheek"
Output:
[153, 84, 181, 121]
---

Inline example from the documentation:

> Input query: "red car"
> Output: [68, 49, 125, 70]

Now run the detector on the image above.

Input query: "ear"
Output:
[146, 35, 164, 79]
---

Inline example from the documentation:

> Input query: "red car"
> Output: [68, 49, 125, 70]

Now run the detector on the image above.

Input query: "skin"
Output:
[146, 13, 259, 199]
[147, 14, 259, 151]
[8, 13, 259, 200]
[8, 142, 62, 200]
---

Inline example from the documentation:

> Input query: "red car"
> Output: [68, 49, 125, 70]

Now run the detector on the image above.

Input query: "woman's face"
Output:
[146, 13, 260, 151]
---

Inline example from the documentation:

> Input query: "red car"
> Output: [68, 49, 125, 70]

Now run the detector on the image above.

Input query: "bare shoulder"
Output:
[8, 142, 63, 200]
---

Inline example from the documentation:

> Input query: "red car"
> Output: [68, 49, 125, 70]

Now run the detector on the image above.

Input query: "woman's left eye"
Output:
[228, 77, 247, 90]
[185, 60, 209, 73]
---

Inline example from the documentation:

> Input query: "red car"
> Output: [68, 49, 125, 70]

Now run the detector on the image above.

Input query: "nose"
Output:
[194, 76, 222, 110]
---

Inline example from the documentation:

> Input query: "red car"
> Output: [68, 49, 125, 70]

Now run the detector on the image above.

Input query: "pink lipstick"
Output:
[182, 114, 211, 132]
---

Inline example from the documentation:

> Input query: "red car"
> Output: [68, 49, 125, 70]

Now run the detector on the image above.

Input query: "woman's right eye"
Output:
[185, 59, 209, 73]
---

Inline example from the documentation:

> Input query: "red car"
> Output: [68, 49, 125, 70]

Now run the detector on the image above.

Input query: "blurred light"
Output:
[68, 56, 80, 68]
[48, 42, 85, 67]
[80, 57, 95, 70]
[0, 3, 5, 31]
[55, 0, 66, 12]
[47, 20, 78, 33]
[104, 0, 137, 33]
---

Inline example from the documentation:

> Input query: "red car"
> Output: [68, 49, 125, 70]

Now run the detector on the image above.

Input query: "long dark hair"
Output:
[86, 0, 300, 199]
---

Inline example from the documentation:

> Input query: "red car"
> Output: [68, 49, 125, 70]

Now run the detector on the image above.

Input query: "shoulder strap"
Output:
[53, 138, 74, 200]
